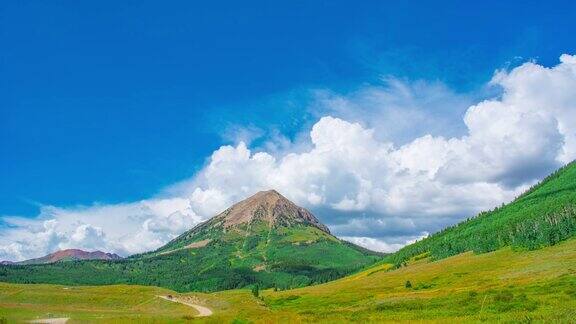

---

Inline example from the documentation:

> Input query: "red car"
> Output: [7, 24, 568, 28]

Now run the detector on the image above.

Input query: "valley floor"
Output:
[2, 238, 576, 322]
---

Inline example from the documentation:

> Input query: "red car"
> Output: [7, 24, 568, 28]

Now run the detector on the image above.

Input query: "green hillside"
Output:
[3, 238, 576, 322]
[0, 191, 379, 292]
[258, 237, 576, 322]
[387, 161, 576, 266]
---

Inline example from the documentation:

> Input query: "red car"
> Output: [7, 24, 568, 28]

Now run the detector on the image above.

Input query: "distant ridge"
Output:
[15, 249, 122, 265]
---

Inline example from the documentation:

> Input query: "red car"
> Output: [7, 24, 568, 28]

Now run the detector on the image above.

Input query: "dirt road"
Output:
[158, 295, 213, 317]
[28, 318, 69, 324]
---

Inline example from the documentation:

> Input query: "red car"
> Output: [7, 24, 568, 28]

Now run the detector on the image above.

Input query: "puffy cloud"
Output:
[68, 224, 107, 250]
[0, 198, 203, 261]
[341, 233, 429, 254]
[1, 54, 576, 260]
[341, 237, 407, 254]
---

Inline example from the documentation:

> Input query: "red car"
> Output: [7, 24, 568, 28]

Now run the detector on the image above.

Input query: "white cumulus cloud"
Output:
[1, 54, 576, 261]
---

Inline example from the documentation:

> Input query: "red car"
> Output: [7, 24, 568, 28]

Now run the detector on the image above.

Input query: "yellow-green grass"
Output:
[0, 284, 199, 322]
[260, 237, 576, 322]
[207, 238, 576, 322]
[2, 238, 576, 322]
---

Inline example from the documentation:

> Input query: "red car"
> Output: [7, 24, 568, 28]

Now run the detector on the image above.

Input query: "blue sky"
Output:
[2, 1, 576, 259]
[2, 0, 574, 216]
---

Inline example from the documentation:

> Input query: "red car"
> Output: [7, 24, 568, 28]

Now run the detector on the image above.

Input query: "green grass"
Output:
[0, 283, 198, 322]
[2, 237, 576, 322]
[259, 237, 576, 322]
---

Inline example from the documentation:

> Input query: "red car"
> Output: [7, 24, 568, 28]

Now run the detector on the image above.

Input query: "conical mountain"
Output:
[135, 190, 381, 292]
[153, 190, 332, 254]
[0, 190, 381, 292]
[213, 189, 329, 233]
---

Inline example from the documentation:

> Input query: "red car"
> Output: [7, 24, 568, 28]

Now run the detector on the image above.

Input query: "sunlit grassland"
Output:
[258, 237, 576, 322]
[0, 284, 198, 322]
[2, 238, 576, 322]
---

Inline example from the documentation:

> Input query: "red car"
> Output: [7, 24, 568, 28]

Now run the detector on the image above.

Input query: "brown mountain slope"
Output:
[16, 249, 122, 265]
[212, 189, 329, 232]
[150, 189, 338, 255]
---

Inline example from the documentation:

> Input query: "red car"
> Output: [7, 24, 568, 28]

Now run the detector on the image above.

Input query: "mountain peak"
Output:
[247, 189, 286, 204]
[258, 189, 281, 195]
[248, 189, 284, 203]
[216, 189, 330, 233]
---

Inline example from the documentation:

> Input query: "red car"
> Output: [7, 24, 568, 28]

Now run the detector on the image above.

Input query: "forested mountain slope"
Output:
[387, 161, 576, 265]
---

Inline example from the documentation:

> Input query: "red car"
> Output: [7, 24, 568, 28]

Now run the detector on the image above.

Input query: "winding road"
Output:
[158, 295, 213, 317]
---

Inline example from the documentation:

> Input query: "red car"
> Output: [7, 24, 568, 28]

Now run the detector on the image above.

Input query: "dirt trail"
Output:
[158, 295, 213, 317]
[28, 318, 69, 324]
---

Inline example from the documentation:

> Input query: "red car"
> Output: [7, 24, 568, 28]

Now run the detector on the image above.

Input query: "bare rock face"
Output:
[214, 190, 330, 233]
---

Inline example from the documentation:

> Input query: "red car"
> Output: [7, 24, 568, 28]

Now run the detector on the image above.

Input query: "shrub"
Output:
[251, 284, 259, 298]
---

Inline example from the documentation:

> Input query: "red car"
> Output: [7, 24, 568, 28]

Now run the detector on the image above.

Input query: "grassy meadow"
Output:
[0, 284, 199, 322]
[2, 237, 576, 322]
[258, 237, 576, 322]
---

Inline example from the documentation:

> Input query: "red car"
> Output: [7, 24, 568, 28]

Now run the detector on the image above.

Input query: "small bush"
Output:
[414, 282, 434, 290]
[271, 295, 300, 306]
[494, 290, 514, 303]
[231, 319, 251, 324]
[405, 280, 412, 288]
[251, 284, 259, 298]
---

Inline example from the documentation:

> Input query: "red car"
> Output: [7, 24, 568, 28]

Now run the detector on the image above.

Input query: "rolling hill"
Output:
[0, 190, 380, 292]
